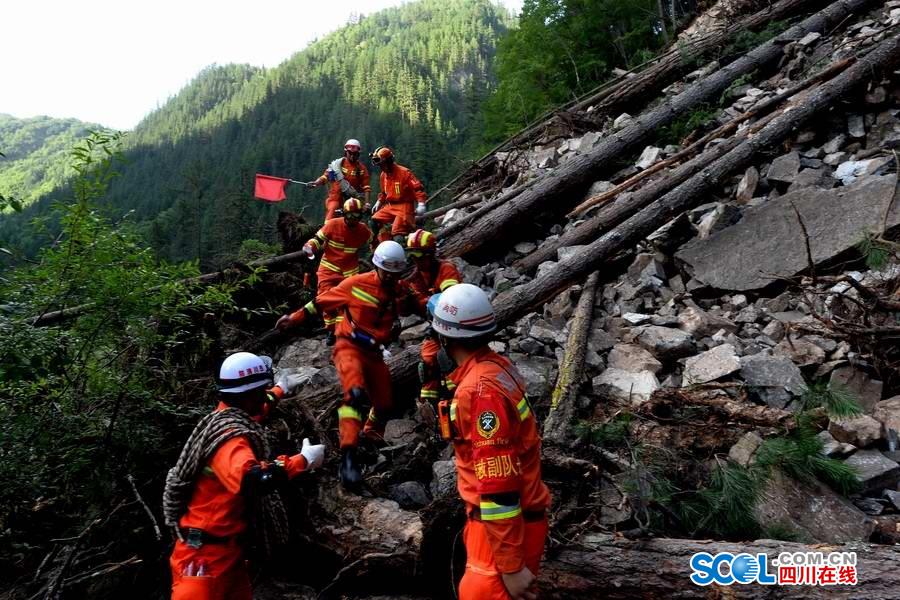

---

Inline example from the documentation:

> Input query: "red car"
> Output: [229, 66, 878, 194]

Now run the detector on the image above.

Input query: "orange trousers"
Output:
[325, 198, 341, 221]
[333, 338, 393, 448]
[170, 539, 250, 600]
[316, 270, 344, 333]
[419, 337, 441, 403]
[373, 203, 415, 241]
[458, 518, 548, 600]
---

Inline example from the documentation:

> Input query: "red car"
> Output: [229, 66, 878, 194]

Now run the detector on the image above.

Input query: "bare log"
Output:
[543, 272, 600, 446]
[438, 179, 534, 240]
[515, 55, 856, 273]
[540, 534, 900, 599]
[428, 0, 819, 207]
[437, 0, 883, 261]
[642, 387, 797, 429]
[493, 31, 900, 329]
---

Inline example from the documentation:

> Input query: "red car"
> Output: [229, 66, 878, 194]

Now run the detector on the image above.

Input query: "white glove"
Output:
[275, 372, 305, 396]
[303, 244, 315, 259]
[300, 438, 325, 471]
[416, 202, 426, 216]
[382, 346, 393, 360]
[372, 200, 381, 214]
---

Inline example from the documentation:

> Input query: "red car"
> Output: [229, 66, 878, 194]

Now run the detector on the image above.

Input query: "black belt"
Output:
[467, 508, 546, 522]
[180, 527, 233, 548]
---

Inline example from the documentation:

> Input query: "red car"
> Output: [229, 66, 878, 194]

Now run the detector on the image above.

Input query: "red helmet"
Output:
[343, 197, 364, 215]
[407, 229, 436, 255]
[371, 146, 394, 165]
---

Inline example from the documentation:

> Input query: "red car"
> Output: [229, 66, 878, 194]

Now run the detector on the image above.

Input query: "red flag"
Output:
[254, 174, 289, 202]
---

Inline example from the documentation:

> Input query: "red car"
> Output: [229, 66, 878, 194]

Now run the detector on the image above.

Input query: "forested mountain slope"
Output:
[0, 0, 509, 266]
[0, 114, 100, 208]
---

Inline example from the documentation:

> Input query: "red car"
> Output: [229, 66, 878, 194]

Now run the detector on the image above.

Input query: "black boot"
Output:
[340, 447, 363, 491]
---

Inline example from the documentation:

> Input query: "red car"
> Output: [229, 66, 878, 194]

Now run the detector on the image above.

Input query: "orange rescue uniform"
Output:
[404, 260, 462, 404]
[170, 389, 308, 600]
[307, 217, 372, 331]
[373, 164, 426, 241]
[315, 158, 371, 220]
[291, 271, 410, 447]
[447, 348, 551, 600]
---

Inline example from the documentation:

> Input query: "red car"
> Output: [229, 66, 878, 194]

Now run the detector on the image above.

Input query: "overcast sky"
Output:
[2, 0, 522, 131]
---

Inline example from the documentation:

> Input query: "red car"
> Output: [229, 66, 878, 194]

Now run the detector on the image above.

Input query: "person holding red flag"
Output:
[303, 198, 372, 345]
[308, 139, 371, 220]
[431, 284, 551, 600]
[276, 241, 412, 491]
[370, 146, 427, 246]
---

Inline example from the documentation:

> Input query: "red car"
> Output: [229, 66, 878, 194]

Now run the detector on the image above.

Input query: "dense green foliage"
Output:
[0, 0, 510, 267]
[0, 132, 246, 585]
[480, 0, 670, 142]
[0, 114, 99, 209]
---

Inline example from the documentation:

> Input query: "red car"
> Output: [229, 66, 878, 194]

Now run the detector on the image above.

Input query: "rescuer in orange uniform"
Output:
[166, 352, 326, 600]
[303, 198, 372, 345]
[403, 229, 462, 424]
[276, 241, 411, 491]
[370, 146, 427, 246]
[432, 284, 551, 600]
[308, 139, 371, 220]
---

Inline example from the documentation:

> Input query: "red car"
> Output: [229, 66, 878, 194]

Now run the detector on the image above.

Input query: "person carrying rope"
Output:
[163, 352, 325, 600]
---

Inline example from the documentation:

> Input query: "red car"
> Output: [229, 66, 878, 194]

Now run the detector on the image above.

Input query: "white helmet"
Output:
[432, 283, 496, 339]
[217, 352, 273, 393]
[372, 240, 407, 273]
[344, 139, 361, 151]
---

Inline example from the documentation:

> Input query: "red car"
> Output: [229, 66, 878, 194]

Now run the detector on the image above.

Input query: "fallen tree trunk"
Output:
[543, 272, 600, 446]
[29, 249, 311, 327]
[428, 0, 818, 208]
[438, 0, 882, 261]
[539, 534, 900, 599]
[494, 31, 900, 328]
[514, 55, 856, 274]
[438, 179, 534, 240]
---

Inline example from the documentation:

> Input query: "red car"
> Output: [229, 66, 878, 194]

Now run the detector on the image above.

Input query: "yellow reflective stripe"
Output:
[320, 258, 342, 273]
[343, 246, 362, 253]
[202, 466, 215, 477]
[479, 500, 522, 521]
[439, 279, 459, 291]
[367, 407, 377, 423]
[343, 267, 360, 277]
[315, 230, 327, 243]
[309, 238, 322, 251]
[450, 400, 457, 422]
[338, 406, 362, 421]
[334, 316, 345, 323]
[323, 316, 338, 325]
[328, 240, 347, 249]
[304, 301, 317, 315]
[445, 380, 457, 390]
[351, 286, 379, 306]
[420, 390, 439, 398]
[517, 397, 531, 421]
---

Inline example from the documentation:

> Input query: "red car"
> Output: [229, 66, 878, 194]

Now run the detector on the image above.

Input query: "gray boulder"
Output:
[843, 450, 900, 494]
[754, 469, 874, 543]
[384, 419, 419, 446]
[683, 344, 741, 385]
[729, 431, 763, 467]
[830, 366, 883, 414]
[607, 344, 663, 374]
[766, 151, 801, 184]
[391, 481, 431, 509]
[740, 354, 806, 410]
[592, 368, 659, 405]
[829, 415, 884, 448]
[632, 325, 696, 359]
[676, 175, 900, 291]
[430, 460, 457, 499]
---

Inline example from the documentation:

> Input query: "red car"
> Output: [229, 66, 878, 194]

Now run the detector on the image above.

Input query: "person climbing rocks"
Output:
[402, 228, 461, 427]
[369, 146, 427, 247]
[431, 284, 551, 600]
[164, 352, 325, 600]
[308, 138, 371, 220]
[303, 197, 372, 345]
[276, 241, 411, 491]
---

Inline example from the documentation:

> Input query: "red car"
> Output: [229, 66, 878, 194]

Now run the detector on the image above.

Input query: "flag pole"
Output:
[288, 179, 313, 187]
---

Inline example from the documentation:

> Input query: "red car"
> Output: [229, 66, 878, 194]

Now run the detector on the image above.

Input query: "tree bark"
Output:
[492, 31, 900, 329]
[438, 179, 534, 240]
[437, 0, 882, 261]
[543, 272, 600, 446]
[539, 534, 900, 599]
